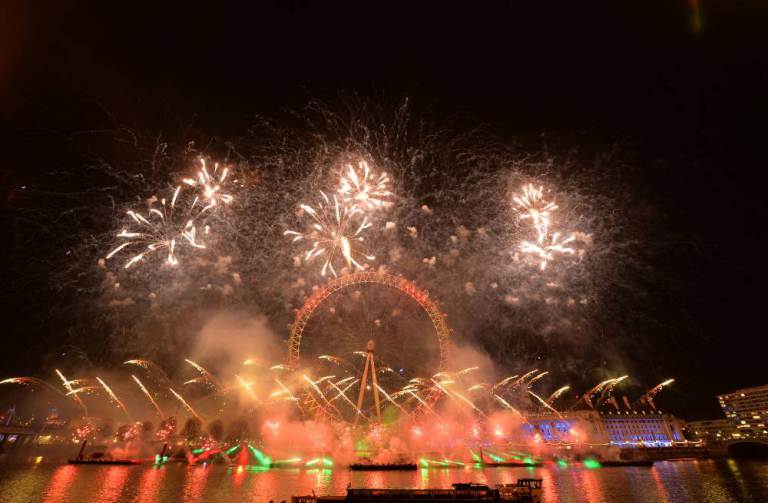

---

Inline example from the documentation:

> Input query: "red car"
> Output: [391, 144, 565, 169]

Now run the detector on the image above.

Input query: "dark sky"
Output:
[1, 1, 767, 419]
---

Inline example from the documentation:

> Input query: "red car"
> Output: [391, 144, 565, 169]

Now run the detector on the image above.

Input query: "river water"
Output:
[0, 459, 766, 503]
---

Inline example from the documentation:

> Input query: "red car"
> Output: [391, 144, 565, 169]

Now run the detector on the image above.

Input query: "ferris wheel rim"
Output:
[287, 270, 451, 372]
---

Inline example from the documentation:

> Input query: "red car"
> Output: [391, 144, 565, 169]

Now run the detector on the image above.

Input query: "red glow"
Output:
[137, 466, 166, 503]
[42, 465, 78, 503]
[95, 467, 130, 503]
[183, 466, 211, 503]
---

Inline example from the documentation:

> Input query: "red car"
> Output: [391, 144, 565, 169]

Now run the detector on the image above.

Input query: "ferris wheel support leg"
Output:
[370, 356, 382, 422]
[354, 353, 371, 427]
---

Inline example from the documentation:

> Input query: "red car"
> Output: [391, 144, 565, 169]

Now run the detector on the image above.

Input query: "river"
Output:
[0, 459, 766, 503]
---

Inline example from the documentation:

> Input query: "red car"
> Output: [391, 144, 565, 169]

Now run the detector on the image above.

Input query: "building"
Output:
[685, 419, 740, 442]
[526, 409, 685, 448]
[601, 410, 685, 447]
[717, 384, 768, 439]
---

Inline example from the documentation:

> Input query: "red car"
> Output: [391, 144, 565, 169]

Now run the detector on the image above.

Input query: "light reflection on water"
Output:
[0, 459, 766, 503]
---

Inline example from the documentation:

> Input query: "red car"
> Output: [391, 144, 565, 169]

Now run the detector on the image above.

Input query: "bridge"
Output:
[718, 438, 768, 457]
[0, 425, 39, 452]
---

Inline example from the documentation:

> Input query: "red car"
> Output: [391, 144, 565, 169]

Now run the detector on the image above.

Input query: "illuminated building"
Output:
[601, 411, 685, 447]
[527, 410, 685, 448]
[717, 384, 768, 438]
[685, 419, 740, 442]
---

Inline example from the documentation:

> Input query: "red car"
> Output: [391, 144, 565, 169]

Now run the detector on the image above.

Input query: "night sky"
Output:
[1, 1, 768, 420]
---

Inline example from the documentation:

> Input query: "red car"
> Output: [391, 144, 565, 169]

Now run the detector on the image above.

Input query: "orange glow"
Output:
[95, 467, 130, 503]
[42, 465, 78, 503]
[137, 467, 166, 503]
[183, 466, 211, 503]
[650, 466, 672, 503]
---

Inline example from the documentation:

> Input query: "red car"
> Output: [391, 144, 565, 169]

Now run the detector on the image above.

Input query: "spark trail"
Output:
[169, 387, 202, 422]
[96, 377, 131, 420]
[131, 375, 164, 418]
[56, 369, 88, 415]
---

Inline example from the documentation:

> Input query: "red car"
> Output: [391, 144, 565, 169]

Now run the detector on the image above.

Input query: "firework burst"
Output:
[105, 186, 207, 269]
[182, 158, 235, 208]
[520, 232, 576, 270]
[513, 183, 558, 241]
[338, 160, 393, 211]
[285, 191, 374, 277]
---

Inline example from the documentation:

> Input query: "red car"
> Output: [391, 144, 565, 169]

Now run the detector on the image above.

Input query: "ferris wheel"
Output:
[287, 271, 451, 423]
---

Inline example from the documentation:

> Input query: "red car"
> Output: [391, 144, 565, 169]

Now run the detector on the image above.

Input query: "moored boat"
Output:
[349, 462, 417, 471]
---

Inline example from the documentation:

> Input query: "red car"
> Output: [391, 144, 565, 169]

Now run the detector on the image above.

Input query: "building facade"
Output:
[526, 409, 685, 447]
[717, 384, 768, 439]
[685, 419, 739, 442]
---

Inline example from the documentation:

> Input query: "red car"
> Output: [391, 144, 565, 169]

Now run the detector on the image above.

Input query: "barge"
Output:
[349, 462, 418, 471]
[293, 480, 542, 503]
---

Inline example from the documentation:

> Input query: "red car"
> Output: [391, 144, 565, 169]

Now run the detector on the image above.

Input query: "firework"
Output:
[513, 369, 540, 389]
[527, 371, 549, 388]
[513, 183, 558, 241]
[168, 387, 203, 422]
[67, 386, 99, 395]
[636, 378, 675, 410]
[492, 394, 526, 421]
[374, 383, 410, 416]
[131, 375, 164, 418]
[55, 369, 88, 415]
[184, 359, 218, 387]
[457, 366, 480, 376]
[453, 390, 486, 417]
[272, 378, 299, 403]
[407, 390, 438, 416]
[105, 185, 207, 269]
[334, 376, 357, 387]
[124, 359, 153, 369]
[338, 160, 393, 211]
[0, 377, 65, 396]
[95, 377, 130, 419]
[520, 232, 576, 270]
[528, 390, 562, 418]
[235, 375, 258, 402]
[546, 385, 570, 405]
[492, 375, 519, 391]
[285, 191, 374, 277]
[319, 354, 344, 365]
[303, 375, 341, 416]
[328, 379, 359, 404]
[581, 377, 622, 409]
[182, 158, 234, 208]
[327, 380, 365, 418]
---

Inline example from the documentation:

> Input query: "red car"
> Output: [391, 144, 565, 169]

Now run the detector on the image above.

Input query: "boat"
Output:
[67, 440, 142, 465]
[68, 457, 142, 465]
[349, 462, 418, 471]
[294, 479, 543, 502]
[482, 461, 543, 468]
[598, 459, 654, 467]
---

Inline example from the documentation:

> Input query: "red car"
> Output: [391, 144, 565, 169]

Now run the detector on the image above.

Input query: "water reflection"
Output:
[0, 459, 765, 503]
[137, 466, 166, 503]
[42, 465, 77, 503]
[182, 465, 210, 503]
[95, 466, 130, 503]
